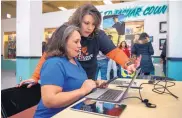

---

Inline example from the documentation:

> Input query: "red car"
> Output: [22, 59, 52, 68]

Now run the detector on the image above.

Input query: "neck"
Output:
[69, 58, 77, 65]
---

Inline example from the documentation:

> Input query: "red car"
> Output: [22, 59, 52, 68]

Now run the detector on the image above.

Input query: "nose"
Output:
[88, 24, 94, 31]
[78, 42, 81, 48]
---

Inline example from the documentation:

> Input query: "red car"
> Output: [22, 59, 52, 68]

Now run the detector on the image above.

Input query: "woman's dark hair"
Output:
[45, 24, 80, 59]
[68, 3, 101, 37]
[119, 41, 128, 49]
[139, 32, 149, 40]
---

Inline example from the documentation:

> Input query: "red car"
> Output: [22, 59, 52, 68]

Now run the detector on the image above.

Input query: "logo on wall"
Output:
[100, 4, 168, 18]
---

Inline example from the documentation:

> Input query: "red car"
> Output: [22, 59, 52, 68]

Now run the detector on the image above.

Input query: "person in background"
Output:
[34, 24, 107, 118]
[112, 15, 125, 46]
[118, 41, 130, 77]
[42, 41, 47, 54]
[118, 41, 130, 58]
[132, 32, 154, 75]
[18, 3, 141, 88]
[160, 41, 166, 76]
[95, 51, 109, 80]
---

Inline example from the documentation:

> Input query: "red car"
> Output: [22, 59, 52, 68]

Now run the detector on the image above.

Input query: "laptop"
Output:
[86, 68, 141, 103]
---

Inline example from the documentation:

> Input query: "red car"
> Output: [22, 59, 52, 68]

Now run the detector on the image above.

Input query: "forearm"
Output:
[31, 53, 47, 81]
[106, 48, 129, 68]
[43, 89, 84, 108]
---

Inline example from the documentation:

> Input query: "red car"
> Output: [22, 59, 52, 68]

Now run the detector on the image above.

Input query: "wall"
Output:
[167, 1, 182, 81]
[1, 18, 16, 71]
[168, 1, 182, 58]
[1, 1, 167, 56]
[1, 1, 167, 75]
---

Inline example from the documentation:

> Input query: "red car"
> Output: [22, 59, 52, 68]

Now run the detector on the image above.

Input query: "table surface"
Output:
[52, 79, 182, 118]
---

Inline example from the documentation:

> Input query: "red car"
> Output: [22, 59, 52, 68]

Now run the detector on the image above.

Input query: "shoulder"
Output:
[96, 30, 108, 41]
[43, 57, 67, 68]
[97, 30, 106, 36]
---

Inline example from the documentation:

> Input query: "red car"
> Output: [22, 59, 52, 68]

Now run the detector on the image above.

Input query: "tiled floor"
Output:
[1, 70, 17, 90]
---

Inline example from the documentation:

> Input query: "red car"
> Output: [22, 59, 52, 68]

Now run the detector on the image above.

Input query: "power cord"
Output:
[151, 79, 178, 99]
[122, 77, 179, 108]
[123, 83, 157, 108]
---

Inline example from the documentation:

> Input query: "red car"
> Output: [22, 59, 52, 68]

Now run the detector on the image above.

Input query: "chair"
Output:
[1, 84, 41, 118]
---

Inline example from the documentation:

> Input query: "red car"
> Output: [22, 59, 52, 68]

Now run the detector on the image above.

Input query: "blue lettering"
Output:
[143, 6, 150, 16]
[161, 5, 168, 14]
[102, 4, 168, 17]
[118, 10, 123, 15]
[135, 7, 142, 16]
[149, 6, 155, 15]
[153, 6, 161, 14]
[114, 9, 120, 15]
[125, 8, 132, 17]
[129, 8, 137, 17]
[104, 10, 112, 16]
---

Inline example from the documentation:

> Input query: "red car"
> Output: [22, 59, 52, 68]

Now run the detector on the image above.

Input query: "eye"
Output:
[92, 23, 96, 27]
[84, 21, 89, 25]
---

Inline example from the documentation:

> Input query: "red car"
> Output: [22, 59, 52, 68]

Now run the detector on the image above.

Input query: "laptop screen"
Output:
[121, 68, 141, 99]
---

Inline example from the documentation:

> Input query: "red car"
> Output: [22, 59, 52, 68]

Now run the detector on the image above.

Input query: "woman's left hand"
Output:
[126, 55, 142, 74]
[95, 80, 108, 88]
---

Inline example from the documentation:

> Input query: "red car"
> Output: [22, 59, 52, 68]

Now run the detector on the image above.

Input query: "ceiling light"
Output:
[58, 7, 67, 11]
[7, 13, 11, 18]
[103, 0, 112, 5]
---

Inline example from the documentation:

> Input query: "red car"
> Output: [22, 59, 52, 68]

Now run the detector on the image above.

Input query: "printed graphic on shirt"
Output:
[78, 46, 93, 61]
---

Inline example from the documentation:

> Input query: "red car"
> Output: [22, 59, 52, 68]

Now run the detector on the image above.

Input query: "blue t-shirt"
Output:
[34, 57, 87, 118]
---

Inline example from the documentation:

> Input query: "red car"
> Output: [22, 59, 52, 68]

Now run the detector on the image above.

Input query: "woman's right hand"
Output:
[17, 78, 37, 88]
[80, 80, 96, 96]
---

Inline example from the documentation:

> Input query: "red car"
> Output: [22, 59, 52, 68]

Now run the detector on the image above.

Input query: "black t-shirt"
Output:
[112, 22, 125, 35]
[77, 30, 116, 79]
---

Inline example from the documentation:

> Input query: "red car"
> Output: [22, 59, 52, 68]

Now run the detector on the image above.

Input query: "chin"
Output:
[73, 54, 79, 57]
[83, 34, 90, 37]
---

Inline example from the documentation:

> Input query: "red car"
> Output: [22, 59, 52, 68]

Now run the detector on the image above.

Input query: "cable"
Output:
[122, 77, 179, 108]
[151, 79, 178, 99]
[123, 82, 157, 108]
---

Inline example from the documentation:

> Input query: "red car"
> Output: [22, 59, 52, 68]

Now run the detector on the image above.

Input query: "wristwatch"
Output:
[125, 61, 133, 67]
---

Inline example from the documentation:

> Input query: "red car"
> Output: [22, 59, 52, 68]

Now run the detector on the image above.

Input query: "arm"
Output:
[98, 30, 129, 68]
[40, 60, 84, 108]
[31, 53, 47, 82]
[106, 48, 129, 68]
[40, 60, 96, 108]
[131, 44, 137, 55]
[149, 43, 154, 55]
[126, 48, 131, 58]
[160, 41, 166, 59]
[42, 85, 84, 108]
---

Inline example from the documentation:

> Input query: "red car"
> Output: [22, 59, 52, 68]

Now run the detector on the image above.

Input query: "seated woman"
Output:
[34, 24, 106, 118]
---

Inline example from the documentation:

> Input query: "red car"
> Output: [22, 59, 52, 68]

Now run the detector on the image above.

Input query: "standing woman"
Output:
[117, 41, 131, 77]
[19, 3, 141, 88]
[119, 41, 130, 58]
[132, 32, 154, 75]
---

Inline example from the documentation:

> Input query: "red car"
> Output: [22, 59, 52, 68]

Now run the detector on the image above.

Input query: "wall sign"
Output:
[100, 4, 168, 18]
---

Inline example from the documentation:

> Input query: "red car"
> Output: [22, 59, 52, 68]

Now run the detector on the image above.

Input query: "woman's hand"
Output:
[17, 78, 37, 88]
[95, 80, 108, 88]
[80, 80, 96, 95]
[126, 55, 142, 74]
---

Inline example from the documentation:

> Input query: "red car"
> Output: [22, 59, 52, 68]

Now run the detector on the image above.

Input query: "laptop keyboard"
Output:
[110, 80, 137, 86]
[98, 89, 123, 101]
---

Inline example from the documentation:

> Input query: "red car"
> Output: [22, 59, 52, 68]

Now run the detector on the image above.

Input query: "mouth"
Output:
[75, 50, 79, 53]
[85, 31, 91, 35]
